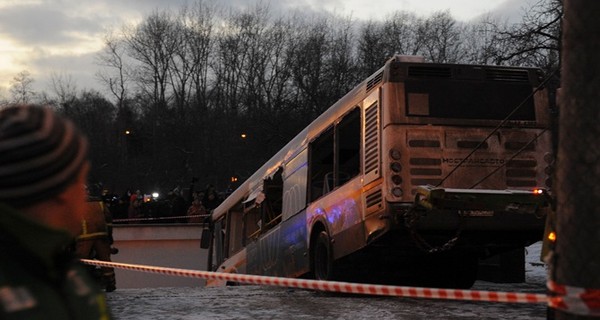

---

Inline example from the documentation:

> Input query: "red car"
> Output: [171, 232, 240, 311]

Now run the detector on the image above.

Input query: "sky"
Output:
[0, 0, 537, 100]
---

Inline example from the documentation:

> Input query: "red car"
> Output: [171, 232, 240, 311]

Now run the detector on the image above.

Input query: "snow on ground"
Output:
[106, 242, 549, 320]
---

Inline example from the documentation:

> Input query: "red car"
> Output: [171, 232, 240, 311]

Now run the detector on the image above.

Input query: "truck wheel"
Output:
[425, 255, 478, 289]
[313, 231, 333, 281]
[450, 256, 479, 289]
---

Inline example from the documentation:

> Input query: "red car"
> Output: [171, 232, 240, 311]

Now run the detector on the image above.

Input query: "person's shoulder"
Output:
[0, 250, 40, 292]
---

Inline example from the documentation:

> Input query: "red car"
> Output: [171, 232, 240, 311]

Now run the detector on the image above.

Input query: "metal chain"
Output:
[403, 202, 463, 254]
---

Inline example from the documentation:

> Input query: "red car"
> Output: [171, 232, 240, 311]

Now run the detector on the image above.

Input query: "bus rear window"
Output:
[405, 79, 536, 121]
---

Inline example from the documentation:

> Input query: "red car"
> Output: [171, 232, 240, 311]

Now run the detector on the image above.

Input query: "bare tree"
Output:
[462, 15, 510, 65]
[288, 18, 330, 117]
[325, 16, 358, 103]
[9, 70, 35, 104]
[58, 90, 118, 188]
[207, 4, 273, 184]
[166, 20, 193, 115]
[169, 1, 216, 182]
[50, 71, 78, 112]
[289, 14, 358, 118]
[490, 0, 562, 71]
[357, 20, 389, 78]
[211, 5, 270, 116]
[124, 10, 181, 113]
[382, 11, 423, 57]
[246, 14, 298, 157]
[177, 1, 214, 112]
[357, 11, 423, 77]
[417, 11, 465, 63]
[96, 31, 134, 166]
[122, 10, 184, 177]
[96, 31, 130, 113]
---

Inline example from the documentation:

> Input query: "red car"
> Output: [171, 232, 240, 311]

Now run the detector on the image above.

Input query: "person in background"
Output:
[186, 191, 206, 223]
[170, 187, 187, 223]
[75, 197, 117, 292]
[0, 104, 112, 319]
[203, 184, 222, 211]
[127, 189, 142, 223]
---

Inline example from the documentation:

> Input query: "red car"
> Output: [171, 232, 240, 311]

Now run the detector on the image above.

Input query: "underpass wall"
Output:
[112, 224, 208, 288]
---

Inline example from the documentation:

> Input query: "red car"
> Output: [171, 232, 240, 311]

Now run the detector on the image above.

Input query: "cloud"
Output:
[0, 0, 534, 96]
[30, 50, 101, 95]
[0, 3, 106, 47]
[490, 0, 538, 23]
[0, 1, 125, 93]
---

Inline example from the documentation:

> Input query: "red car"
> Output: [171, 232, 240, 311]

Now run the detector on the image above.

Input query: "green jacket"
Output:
[0, 203, 112, 319]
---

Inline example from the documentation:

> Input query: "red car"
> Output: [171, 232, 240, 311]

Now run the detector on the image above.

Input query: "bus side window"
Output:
[261, 168, 283, 232]
[227, 207, 244, 257]
[336, 107, 361, 185]
[243, 201, 261, 244]
[309, 126, 334, 202]
[308, 108, 361, 202]
[282, 149, 308, 220]
[214, 219, 225, 268]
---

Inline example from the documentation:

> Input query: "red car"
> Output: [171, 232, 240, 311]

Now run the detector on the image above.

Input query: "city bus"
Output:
[202, 55, 552, 288]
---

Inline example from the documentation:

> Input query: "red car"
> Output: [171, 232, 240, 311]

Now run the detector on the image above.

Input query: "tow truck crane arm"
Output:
[415, 185, 549, 214]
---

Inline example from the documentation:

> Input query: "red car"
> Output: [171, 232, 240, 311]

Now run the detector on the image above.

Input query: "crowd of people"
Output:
[99, 184, 225, 224]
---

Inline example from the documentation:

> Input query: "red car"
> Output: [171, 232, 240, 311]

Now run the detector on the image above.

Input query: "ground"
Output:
[106, 242, 549, 319]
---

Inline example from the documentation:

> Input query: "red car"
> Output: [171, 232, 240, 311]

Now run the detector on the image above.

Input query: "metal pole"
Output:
[554, 0, 600, 319]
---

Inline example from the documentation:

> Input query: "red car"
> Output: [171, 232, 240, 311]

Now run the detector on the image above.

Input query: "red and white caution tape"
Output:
[547, 280, 600, 316]
[81, 259, 546, 304]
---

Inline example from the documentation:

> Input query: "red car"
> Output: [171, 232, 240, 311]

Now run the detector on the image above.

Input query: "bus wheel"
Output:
[313, 231, 333, 281]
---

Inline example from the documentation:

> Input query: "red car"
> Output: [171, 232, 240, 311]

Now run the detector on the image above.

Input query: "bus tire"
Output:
[313, 231, 334, 281]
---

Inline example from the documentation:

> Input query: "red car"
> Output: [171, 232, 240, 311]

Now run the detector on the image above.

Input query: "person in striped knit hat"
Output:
[0, 104, 112, 319]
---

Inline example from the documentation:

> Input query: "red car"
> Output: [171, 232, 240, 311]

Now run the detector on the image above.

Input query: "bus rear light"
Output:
[391, 175, 403, 185]
[391, 187, 403, 197]
[390, 162, 402, 172]
[389, 149, 401, 160]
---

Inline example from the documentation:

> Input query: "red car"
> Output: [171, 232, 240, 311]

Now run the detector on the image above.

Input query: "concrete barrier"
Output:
[112, 224, 208, 288]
